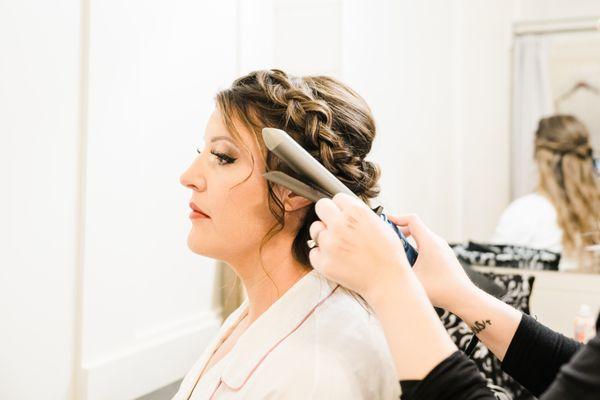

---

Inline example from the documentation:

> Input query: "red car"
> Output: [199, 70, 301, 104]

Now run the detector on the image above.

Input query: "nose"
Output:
[179, 158, 207, 192]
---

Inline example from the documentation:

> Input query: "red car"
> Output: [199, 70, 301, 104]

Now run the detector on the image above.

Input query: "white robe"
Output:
[172, 270, 400, 399]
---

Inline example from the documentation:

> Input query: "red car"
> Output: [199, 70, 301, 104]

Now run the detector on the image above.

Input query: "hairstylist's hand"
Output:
[309, 195, 459, 381]
[387, 214, 477, 311]
[308, 193, 409, 301]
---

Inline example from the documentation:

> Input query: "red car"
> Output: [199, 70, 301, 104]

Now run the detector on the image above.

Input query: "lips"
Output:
[189, 202, 210, 218]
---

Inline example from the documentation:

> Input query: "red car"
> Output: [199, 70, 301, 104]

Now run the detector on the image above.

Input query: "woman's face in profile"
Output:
[180, 110, 276, 262]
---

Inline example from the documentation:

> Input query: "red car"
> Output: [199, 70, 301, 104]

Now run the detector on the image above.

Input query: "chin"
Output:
[187, 232, 212, 256]
[186, 232, 229, 260]
[186, 226, 261, 261]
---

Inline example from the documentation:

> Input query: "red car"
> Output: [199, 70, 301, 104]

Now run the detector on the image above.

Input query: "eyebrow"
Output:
[209, 136, 238, 146]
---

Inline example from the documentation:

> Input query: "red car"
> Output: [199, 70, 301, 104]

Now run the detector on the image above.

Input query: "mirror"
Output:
[507, 18, 600, 274]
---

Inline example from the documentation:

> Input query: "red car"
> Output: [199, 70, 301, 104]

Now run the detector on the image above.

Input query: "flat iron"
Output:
[261, 127, 419, 266]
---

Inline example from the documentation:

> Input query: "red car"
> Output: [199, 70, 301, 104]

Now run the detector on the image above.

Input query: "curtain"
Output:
[511, 35, 553, 199]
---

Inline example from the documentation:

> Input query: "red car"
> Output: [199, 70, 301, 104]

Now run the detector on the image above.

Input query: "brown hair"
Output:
[215, 69, 380, 271]
[534, 115, 600, 254]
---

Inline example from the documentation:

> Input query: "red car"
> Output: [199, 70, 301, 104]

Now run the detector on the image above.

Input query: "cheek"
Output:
[220, 176, 274, 234]
[203, 172, 276, 250]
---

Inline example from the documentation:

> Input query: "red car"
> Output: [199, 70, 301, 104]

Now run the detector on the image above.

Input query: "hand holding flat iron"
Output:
[308, 193, 410, 302]
[309, 193, 459, 380]
[308, 193, 474, 310]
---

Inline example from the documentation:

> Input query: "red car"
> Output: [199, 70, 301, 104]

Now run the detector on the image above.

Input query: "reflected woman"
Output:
[493, 115, 600, 270]
[174, 70, 399, 399]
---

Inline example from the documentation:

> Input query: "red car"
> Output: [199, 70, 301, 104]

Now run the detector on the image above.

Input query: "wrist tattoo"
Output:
[471, 319, 492, 334]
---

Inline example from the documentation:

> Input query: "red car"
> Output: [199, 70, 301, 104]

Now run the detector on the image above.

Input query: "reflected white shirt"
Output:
[172, 270, 400, 399]
[492, 193, 576, 271]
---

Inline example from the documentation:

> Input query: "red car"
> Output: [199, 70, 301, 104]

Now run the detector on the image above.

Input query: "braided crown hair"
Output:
[215, 69, 380, 268]
[534, 115, 600, 253]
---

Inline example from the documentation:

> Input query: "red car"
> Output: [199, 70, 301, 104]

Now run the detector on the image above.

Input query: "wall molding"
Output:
[79, 310, 221, 400]
[514, 16, 600, 36]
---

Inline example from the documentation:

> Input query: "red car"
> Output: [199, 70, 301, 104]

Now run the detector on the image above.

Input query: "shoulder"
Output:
[249, 280, 399, 398]
[290, 286, 398, 385]
[316, 286, 384, 341]
[274, 350, 364, 397]
[495, 193, 556, 233]
[270, 334, 399, 399]
[505, 193, 556, 216]
[492, 193, 561, 248]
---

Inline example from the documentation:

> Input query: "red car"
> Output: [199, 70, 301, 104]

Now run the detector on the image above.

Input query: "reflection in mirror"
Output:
[504, 17, 600, 274]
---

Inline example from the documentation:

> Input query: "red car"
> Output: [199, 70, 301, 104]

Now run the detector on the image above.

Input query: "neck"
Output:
[227, 231, 310, 324]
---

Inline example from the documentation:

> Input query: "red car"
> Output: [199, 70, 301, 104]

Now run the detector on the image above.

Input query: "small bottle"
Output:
[574, 304, 595, 343]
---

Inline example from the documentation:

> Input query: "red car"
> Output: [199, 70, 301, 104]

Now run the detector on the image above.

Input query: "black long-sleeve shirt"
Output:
[400, 313, 600, 400]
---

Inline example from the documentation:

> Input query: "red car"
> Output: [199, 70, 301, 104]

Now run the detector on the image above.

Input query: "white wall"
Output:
[457, 1, 515, 241]
[0, 0, 81, 398]
[341, 0, 466, 240]
[239, 0, 516, 242]
[78, 1, 237, 399]
[1, 0, 238, 399]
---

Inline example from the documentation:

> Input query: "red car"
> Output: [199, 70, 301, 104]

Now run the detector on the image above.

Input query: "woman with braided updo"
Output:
[175, 70, 399, 399]
[493, 115, 600, 271]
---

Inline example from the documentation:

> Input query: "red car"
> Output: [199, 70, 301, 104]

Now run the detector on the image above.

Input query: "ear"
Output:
[280, 188, 313, 212]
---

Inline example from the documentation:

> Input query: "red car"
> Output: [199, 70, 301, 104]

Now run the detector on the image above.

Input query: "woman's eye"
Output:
[210, 150, 237, 165]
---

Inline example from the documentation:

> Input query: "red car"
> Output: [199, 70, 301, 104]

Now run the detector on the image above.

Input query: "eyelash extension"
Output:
[195, 148, 237, 165]
[211, 150, 237, 164]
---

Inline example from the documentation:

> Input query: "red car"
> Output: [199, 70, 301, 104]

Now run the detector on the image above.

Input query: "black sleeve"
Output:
[540, 331, 600, 400]
[399, 351, 495, 400]
[501, 313, 582, 396]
